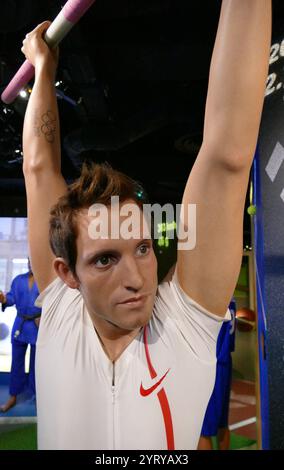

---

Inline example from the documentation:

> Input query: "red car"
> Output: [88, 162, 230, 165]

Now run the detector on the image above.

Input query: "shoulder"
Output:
[11, 273, 27, 285]
[154, 274, 231, 348]
[35, 276, 83, 345]
[35, 276, 79, 309]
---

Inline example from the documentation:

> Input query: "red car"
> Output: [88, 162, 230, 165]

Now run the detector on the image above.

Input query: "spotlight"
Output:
[19, 89, 28, 99]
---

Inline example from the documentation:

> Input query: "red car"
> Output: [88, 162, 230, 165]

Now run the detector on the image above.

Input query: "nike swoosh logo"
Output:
[140, 369, 170, 397]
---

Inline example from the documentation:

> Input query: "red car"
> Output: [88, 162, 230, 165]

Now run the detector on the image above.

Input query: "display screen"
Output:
[265, 37, 284, 100]
[0, 218, 30, 372]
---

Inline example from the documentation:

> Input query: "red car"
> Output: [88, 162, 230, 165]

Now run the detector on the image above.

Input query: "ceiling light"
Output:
[19, 89, 28, 99]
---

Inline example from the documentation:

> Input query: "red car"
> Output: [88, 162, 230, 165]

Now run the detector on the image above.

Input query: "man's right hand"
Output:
[21, 21, 59, 79]
[0, 291, 6, 304]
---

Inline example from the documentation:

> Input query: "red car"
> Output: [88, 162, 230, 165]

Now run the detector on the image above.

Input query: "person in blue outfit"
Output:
[198, 299, 236, 450]
[0, 261, 41, 412]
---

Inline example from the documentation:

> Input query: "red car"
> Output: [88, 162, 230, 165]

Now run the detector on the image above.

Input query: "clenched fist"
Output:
[21, 21, 59, 79]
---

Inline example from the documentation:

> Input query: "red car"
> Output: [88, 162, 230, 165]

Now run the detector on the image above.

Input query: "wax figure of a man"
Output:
[21, 0, 271, 449]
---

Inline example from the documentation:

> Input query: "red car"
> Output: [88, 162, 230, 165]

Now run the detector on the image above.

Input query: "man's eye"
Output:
[95, 256, 111, 267]
[138, 244, 150, 255]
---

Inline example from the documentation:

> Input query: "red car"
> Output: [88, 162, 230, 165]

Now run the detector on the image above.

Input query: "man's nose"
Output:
[121, 258, 144, 292]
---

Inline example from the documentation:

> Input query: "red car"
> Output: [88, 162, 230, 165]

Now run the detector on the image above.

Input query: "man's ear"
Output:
[53, 258, 80, 289]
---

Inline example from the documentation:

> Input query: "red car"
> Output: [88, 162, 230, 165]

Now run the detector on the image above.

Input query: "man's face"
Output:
[74, 201, 158, 334]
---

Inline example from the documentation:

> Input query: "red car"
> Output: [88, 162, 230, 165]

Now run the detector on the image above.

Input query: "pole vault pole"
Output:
[1, 0, 96, 104]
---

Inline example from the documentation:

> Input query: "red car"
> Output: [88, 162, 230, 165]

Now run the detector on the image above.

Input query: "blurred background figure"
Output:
[198, 299, 236, 450]
[0, 260, 41, 412]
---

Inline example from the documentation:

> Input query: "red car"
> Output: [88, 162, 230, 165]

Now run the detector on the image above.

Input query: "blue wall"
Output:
[255, 44, 284, 446]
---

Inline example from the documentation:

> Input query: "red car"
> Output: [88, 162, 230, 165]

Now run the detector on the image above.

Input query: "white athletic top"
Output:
[35, 273, 230, 450]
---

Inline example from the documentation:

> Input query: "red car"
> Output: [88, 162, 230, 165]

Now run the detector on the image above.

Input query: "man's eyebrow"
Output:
[137, 238, 153, 246]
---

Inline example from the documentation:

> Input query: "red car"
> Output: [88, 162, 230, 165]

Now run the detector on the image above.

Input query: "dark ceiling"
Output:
[0, 0, 283, 244]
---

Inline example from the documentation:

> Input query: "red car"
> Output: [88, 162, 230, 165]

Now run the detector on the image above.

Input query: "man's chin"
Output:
[128, 311, 152, 330]
[109, 311, 152, 332]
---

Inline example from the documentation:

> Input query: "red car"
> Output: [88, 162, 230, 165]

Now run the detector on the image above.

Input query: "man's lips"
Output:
[118, 294, 149, 307]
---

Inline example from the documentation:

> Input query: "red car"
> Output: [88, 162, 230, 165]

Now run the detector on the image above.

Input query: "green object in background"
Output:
[234, 258, 249, 299]
[247, 205, 257, 216]
[212, 432, 256, 450]
[0, 424, 37, 450]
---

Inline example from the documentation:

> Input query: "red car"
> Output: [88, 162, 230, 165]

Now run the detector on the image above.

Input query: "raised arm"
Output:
[22, 22, 68, 292]
[177, 0, 272, 316]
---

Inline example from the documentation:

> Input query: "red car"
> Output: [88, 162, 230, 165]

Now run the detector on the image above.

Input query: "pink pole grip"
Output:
[1, 60, 34, 104]
[62, 0, 96, 24]
[1, 0, 96, 104]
